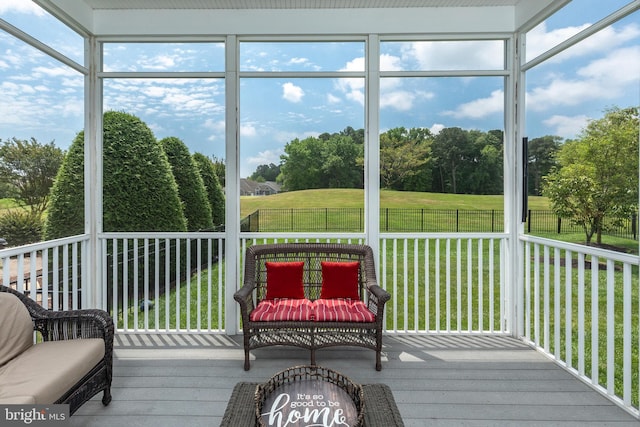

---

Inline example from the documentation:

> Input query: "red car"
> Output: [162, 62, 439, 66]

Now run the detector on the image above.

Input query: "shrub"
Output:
[0, 210, 43, 247]
[193, 152, 225, 229]
[160, 138, 213, 231]
[45, 111, 187, 239]
[44, 135, 85, 239]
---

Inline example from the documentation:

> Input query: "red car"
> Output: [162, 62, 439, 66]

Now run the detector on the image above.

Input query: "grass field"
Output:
[240, 188, 551, 217]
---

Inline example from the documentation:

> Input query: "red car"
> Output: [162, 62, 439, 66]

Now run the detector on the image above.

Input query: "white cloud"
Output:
[527, 46, 640, 111]
[543, 114, 590, 138]
[204, 119, 225, 141]
[32, 66, 78, 78]
[282, 82, 304, 103]
[138, 55, 177, 71]
[204, 119, 225, 131]
[240, 123, 257, 138]
[0, 0, 45, 15]
[345, 88, 364, 105]
[577, 45, 640, 85]
[443, 89, 504, 119]
[407, 40, 503, 70]
[334, 57, 366, 105]
[327, 93, 341, 104]
[103, 80, 223, 119]
[380, 91, 415, 111]
[430, 123, 445, 135]
[527, 22, 640, 63]
[288, 57, 308, 65]
[340, 57, 365, 73]
[380, 54, 403, 71]
[246, 149, 283, 167]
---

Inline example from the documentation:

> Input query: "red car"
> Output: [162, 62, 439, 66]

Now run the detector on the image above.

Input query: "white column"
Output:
[84, 36, 104, 310]
[224, 35, 239, 335]
[504, 33, 526, 336]
[366, 34, 381, 261]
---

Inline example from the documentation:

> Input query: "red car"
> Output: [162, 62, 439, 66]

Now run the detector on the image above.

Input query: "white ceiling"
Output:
[36, 0, 570, 36]
[81, 0, 526, 9]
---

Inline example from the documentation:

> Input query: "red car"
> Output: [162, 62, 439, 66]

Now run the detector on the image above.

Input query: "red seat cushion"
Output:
[320, 261, 360, 300]
[313, 299, 375, 323]
[250, 299, 314, 322]
[265, 261, 305, 299]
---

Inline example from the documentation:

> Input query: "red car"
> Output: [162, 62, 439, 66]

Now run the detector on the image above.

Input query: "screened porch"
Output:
[1, 0, 639, 424]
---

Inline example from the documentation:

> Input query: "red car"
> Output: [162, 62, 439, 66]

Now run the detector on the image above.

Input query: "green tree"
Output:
[321, 134, 363, 188]
[528, 135, 562, 196]
[250, 163, 281, 182]
[280, 136, 325, 191]
[0, 137, 64, 216]
[211, 156, 226, 188]
[161, 137, 213, 231]
[466, 130, 503, 195]
[380, 127, 431, 190]
[193, 152, 225, 228]
[543, 107, 639, 245]
[45, 111, 187, 239]
[431, 127, 472, 193]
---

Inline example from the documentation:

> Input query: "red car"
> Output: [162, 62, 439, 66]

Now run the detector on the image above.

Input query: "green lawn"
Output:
[241, 189, 550, 216]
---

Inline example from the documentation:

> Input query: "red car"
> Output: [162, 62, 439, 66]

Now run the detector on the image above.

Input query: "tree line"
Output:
[249, 106, 638, 245]
[250, 125, 562, 196]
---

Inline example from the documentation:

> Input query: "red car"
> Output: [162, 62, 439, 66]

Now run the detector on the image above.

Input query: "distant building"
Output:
[240, 179, 281, 196]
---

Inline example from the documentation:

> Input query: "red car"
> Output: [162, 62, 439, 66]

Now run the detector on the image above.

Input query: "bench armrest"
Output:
[233, 284, 255, 324]
[366, 284, 391, 320]
[35, 309, 114, 343]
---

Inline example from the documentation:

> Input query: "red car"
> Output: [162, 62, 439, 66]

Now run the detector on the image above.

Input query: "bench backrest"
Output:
[243, 243, 376, 302]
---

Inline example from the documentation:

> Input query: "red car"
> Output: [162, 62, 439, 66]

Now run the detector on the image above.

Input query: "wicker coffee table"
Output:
[221, 382, 404, 426]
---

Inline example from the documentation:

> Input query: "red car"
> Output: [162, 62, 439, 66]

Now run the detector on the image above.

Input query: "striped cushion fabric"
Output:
[314, 299, 376, 323]
[250, 299, 314, 322]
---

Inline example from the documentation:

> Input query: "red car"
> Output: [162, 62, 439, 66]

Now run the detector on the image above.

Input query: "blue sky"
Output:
[0, 1, 638, 178]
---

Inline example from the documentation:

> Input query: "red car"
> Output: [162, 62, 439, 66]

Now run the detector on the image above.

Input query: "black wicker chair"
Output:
[0, 284, 114, 415]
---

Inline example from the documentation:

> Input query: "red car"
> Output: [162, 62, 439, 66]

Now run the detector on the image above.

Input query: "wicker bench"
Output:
[234, 243, 390, 371]
[0, 284, 114, 415]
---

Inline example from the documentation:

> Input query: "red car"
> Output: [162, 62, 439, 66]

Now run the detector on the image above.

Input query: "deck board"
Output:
[68, 334, 639, 427]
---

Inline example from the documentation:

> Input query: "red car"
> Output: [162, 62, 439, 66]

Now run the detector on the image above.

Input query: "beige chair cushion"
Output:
[0, 293, 34, 366]
[0, 338, 105, 404]
[0, 395, 36, 404]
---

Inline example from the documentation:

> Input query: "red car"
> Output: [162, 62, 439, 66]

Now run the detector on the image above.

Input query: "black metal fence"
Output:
[241, 208, 639, 240]
[524, 210, 638, 240]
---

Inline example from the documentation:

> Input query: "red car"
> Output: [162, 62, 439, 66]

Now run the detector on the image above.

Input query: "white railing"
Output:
[100, 232, 225, 333]
[0, 234, 89, 310]
[239, 233, 509, 334]
[380, 233, 509, 334]
[2, 232, 509, 336]
[520, 234, 639, 416]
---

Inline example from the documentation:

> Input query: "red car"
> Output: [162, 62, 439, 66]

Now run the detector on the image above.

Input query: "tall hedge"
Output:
[160, 138, 213, 231]
[44, 134, 85, 238]
[193, 152, 225, 229]
[45, 111, 187, 238]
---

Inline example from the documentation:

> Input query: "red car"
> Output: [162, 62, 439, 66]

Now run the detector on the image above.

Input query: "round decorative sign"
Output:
[259, 378, 358, 427]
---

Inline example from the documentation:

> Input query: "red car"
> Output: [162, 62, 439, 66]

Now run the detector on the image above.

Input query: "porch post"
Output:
[84, 35, 104, 310]
[224, 35, 239, 336]
[365, 34, 381, 262]
[504, 33, 526, 337]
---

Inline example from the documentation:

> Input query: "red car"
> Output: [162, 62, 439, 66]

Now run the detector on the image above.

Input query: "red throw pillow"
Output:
[320, 261, 360, 300]
[265, 261, 305, 299]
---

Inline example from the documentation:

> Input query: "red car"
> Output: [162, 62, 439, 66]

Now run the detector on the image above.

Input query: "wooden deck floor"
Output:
[69, 334, 639, 426]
